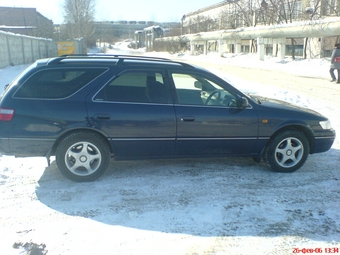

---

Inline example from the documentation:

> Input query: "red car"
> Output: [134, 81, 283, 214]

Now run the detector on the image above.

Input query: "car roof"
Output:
[45, 54, 198, 69]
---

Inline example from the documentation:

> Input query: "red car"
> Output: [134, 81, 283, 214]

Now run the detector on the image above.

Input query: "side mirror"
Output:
[238, 96, 249, 108]
[194, 81, 202, 89]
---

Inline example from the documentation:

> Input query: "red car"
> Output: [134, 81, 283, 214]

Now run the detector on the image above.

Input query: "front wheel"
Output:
[264, 130, 309, 173]
[56, 131, 110, 182]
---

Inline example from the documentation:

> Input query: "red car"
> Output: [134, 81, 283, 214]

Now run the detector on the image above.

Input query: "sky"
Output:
[1, 0, 219, 24]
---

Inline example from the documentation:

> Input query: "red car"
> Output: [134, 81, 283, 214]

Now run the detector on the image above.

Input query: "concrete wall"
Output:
[0, 30, 57, 68]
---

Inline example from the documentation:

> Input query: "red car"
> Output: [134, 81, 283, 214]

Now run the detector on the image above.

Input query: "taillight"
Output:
[0, 108, 15, 121]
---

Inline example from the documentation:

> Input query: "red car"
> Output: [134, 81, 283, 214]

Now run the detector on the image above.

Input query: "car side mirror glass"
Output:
[194, 81, 202, 89]
[239, 96, 249, 108]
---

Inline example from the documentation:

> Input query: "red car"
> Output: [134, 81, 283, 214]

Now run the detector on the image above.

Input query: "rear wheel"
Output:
[56, 131, 110, 182]
[264, 130, 309, 173]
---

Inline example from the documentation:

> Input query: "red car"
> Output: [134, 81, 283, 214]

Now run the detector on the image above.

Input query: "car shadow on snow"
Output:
[36, 150, 340, 241]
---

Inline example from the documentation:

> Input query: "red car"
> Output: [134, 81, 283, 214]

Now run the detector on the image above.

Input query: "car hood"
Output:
[251, 95, 324, 117]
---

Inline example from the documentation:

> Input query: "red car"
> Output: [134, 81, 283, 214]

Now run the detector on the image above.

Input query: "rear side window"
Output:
[14, 68, 106, 99]
[94, 71, 171, 104]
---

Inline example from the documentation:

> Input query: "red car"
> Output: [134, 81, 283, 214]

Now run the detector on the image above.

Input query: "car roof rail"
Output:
[46, 57, 65, 65]
[46, 54, 194, 68]
[59, 54, 171, 61]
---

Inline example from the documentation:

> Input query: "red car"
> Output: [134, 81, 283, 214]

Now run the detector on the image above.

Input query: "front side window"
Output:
[94, 71, 171, 104]
[14, 68, 106, 99]
[172, 73, 237, 107]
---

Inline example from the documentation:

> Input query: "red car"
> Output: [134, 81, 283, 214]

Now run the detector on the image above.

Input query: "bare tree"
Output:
[185, 15, 218, 34]
[302, 0, 322, 58]
[320, 0, 340, 16]
[62, 0, 96, 46]
[230, 0, 304, 59]
[266, 0, 303, 59]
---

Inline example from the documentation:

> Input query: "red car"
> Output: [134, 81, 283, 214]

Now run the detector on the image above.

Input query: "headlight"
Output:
[319, 120, 332, 130]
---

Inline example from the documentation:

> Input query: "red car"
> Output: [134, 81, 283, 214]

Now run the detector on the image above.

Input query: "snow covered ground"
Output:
[0, 44, 339, 255]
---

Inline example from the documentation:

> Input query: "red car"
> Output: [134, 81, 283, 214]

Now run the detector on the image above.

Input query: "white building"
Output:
[180, 0, 340, 58]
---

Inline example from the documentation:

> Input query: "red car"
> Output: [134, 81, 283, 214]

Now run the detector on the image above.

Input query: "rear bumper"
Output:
[0, 138, 10, 154]
[1, 138, 54, 157]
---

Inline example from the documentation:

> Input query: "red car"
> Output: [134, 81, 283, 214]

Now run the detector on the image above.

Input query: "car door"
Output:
[170, 71, 259, 156]
[87, 69, 176, 159]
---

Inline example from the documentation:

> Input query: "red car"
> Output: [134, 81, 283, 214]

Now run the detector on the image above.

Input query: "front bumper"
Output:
[312, 129, 336, 154]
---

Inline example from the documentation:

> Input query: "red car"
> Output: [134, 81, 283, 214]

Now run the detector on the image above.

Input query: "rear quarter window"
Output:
[14, 68, 106, 99]
[94, 70, 169, 104]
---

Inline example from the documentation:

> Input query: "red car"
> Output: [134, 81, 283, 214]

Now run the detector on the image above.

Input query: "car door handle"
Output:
[95, 114, 110, 120]
[181, 116, 195, 122]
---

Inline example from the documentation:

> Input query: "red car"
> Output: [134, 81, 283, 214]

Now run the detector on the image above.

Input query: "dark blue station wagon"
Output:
[0, 55, 336, 181]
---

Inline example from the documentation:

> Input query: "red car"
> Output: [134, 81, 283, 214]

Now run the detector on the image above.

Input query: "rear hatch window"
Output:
[14, 68, 107, 99]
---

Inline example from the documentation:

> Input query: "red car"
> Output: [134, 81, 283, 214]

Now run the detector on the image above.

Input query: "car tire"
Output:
[56, 131, 110, 182]
[264, 130, 309, 173]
